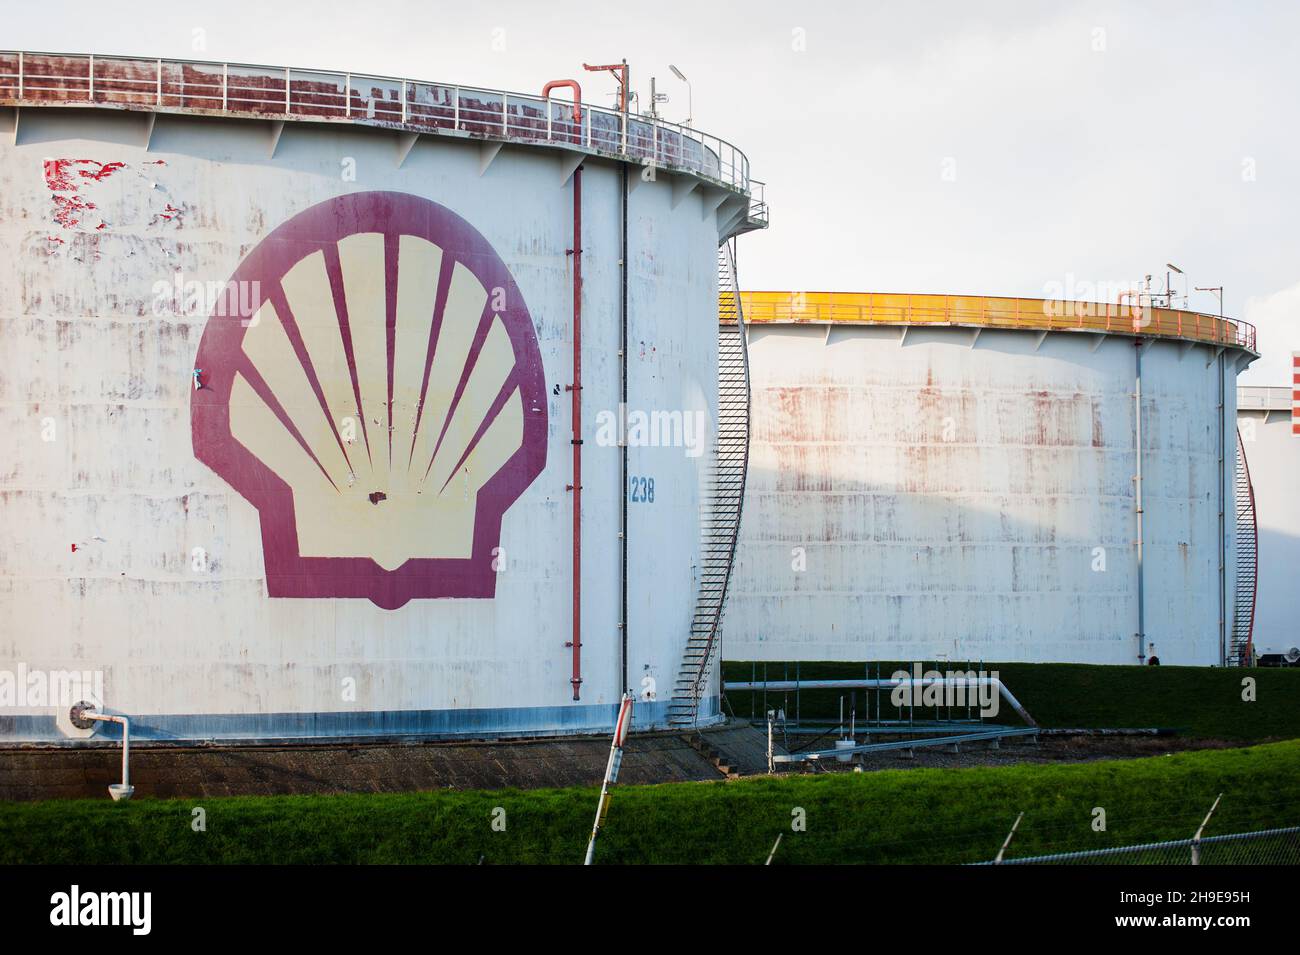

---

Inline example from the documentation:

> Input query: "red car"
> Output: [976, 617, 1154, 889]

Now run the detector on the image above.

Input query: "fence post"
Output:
[767, 717, 774, 774]
[765, 832, 783, 865]
[1191, 793, 1223, 865]
[994, 811, 1024, 864]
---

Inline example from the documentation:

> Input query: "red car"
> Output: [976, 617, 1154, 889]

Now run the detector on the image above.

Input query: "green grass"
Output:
[722, 661, 1300, 741]
[5, 740, 1299, 864]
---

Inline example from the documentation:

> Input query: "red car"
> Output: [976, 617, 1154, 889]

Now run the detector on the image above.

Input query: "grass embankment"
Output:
[722, 661, 1300, 741]
[4, 739, 1299, 864]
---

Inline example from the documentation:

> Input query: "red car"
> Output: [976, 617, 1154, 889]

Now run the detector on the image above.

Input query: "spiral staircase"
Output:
[668, 241, 751, 727]
[1228, 428, 1258, 666]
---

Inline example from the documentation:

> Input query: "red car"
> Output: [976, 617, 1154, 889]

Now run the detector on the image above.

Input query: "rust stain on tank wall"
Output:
[1030, 389, 1055, 446]
[766, 386, 811, 440]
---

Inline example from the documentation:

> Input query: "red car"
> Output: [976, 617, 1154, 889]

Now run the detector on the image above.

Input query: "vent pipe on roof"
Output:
[541, 79, 582, 123]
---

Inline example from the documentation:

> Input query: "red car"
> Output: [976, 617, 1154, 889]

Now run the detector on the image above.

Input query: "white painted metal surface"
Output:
[0, 94, 734, 740]
[723, 321, 1252, 666]
[1237, 386, 1300, 663]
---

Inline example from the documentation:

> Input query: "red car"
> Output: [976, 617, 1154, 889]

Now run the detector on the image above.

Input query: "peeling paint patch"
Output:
[43, 159, 124, 231]
[41, 158, 185, 238]
[151, 203, 182, 225]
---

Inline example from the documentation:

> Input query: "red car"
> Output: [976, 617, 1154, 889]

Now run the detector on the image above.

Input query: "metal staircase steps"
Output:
[668, 241, 751, 726]
[1229, 427, 1258, 666]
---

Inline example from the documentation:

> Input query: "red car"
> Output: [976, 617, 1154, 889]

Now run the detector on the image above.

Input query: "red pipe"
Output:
[541, 79, 583, 124]
[545, 78, 584, 698]
[572, 166, 587, 701]
[567, 164, 583, 700]
[545, 77, 584, 700]
[543, 79, 584, 699]
[583, 62, 629, 113]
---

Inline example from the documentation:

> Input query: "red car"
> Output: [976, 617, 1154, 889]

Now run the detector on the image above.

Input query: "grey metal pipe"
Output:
[84, 712, 133, 801]
[772, 726, 1039, 763]
[723, 678, 1037, 727]
[1217, 351, 1227, 665]
[1135, 340, 1146, 662]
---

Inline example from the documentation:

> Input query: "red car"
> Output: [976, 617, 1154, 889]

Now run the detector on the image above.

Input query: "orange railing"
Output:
[735, 291, 1257, 352]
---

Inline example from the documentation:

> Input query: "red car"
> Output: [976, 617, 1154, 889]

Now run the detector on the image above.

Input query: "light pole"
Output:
[1166, 263, 1185, 309]
[1195, 285, 1224, 317]
[669, 64, 692, 126]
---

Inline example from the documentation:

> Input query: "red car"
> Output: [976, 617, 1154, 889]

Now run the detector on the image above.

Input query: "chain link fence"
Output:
[975, 825, 1300, 865]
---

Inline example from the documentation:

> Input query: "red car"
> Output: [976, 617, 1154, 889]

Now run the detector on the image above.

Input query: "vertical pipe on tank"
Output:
[545, 78, 586, 700]
[1134, 339, 1146, 663]
[619, 163, 629, 694]
[1217, 351, 1227, 665]
[567, 166, 584, 700]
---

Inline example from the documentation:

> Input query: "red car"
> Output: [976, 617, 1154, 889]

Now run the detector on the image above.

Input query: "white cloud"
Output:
[1241, 282, 1300, 386]
[6, 1, 1300, 321]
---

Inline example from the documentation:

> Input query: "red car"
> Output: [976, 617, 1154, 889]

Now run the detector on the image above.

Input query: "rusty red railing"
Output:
[0, 50, 752, 195]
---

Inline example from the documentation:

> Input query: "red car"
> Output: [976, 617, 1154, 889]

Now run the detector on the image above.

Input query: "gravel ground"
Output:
[0, 729, 1258, 801]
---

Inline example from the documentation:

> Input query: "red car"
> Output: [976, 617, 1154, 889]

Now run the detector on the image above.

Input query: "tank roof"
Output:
[736, 290, 1257, 354]
[0, 50, 754, 198]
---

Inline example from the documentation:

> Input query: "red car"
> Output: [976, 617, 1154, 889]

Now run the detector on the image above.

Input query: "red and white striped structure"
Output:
[1292, 352, 1300, 436]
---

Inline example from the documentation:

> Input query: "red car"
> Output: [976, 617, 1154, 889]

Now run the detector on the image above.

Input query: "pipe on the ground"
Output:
[722, 678, 1038, 728]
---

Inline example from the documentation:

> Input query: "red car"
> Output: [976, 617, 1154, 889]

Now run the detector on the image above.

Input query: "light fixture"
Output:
[1165, 263, 1186, 308]
[669, 63, 692, 127]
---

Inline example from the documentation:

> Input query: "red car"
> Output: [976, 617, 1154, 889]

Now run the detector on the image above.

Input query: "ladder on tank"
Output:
[1229, 427, 1258, 666]
[668, 241, 751, 727]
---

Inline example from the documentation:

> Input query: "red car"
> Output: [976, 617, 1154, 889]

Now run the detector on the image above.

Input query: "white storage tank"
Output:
[723, 291, 1256, 666]
[0, 52, 762, 741]
[1237, 385, 1300, 665]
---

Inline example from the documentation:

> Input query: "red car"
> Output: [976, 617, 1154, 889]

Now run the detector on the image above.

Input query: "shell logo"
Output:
[191, 192, 548, 609]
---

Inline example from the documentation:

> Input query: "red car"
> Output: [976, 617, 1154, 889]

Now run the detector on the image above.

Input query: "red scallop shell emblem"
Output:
[191, 192, 548, 609]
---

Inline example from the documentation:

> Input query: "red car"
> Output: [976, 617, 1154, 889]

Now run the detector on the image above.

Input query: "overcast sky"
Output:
[9, 0, 1298, 383]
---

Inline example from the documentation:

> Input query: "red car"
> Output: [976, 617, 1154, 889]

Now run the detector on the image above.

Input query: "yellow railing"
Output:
[734, 291, 1257, 352]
